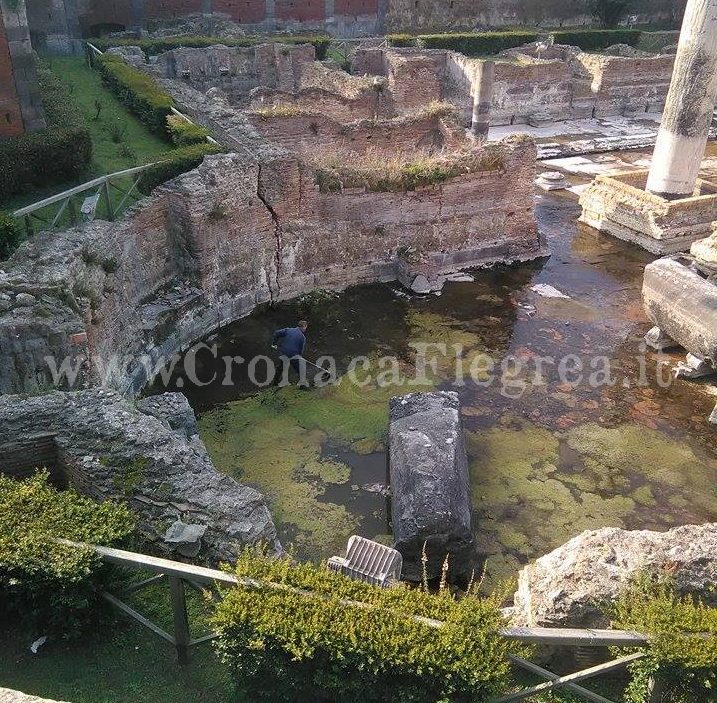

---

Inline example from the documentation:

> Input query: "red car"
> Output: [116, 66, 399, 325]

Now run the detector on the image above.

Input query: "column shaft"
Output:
[646, 0, 717, 199]
[471, 60, 494, 139]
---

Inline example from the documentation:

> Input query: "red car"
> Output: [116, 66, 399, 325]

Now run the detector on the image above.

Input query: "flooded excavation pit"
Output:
[150, 193, 717, 582]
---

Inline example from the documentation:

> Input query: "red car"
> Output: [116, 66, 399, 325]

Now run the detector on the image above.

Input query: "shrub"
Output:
[386, 33, 416, 47]
[166, 114, 211, 146]
[212, 549, 518, 703]
[552, 29, 642, 51]
[611, 577, 717, 703]
[138, 143, 225, 194]
[0, 471, 135, 637]
[390, 31, 538, 55]
[97, 54, 174, 137]
[0, 63, 92, 204]
[90, 34, 331, 61]
[0, 210, 23, 260]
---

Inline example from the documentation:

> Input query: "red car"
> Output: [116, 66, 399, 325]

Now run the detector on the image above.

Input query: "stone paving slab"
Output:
[0, 689, 68, 703]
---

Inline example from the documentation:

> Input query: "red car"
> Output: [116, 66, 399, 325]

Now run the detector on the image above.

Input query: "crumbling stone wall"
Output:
[576, 52, 675, 116]
[385, 50, 445, 113]
[0, 136, 541, 396]
[247, 111, 464, 156]
[152, 42, 315, 104]
[0, 390, 279, 562]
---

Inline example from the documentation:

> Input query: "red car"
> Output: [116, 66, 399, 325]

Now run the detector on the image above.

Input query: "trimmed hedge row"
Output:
[388, 31, 538, 55]
[551, 29, 641, 50]
[0, 63, 93, 204]
[90, 34, 331, 60]
[388, 29, 641, 55]
[97, 54, 175, 137]
[138, 143, 225, 195]
[213, 549, 520, 703]
[166, 114, 211, 147]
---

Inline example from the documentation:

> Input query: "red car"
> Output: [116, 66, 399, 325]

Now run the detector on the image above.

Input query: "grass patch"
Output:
[312, 145, 506, 193]
[5, 57, 173, 213]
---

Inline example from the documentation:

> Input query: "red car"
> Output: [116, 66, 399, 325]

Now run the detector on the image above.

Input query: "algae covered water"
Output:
[148, 193, 717, 586]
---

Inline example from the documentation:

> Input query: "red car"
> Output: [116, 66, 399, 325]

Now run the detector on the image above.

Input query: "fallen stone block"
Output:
[388, 391, 474, 582]
[512, 524, 717, 628]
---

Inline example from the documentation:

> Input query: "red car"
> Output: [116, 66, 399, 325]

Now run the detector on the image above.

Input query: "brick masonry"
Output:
[0, 0, 45, 136]
[0, 136, 542, 396]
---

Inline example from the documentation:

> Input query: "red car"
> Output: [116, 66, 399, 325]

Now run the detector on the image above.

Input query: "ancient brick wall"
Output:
[24, 0, 81, 53]
[248, 112, 463, 155]
[0, 9, 24, 137]
[154, 43, 315, 104]
[78, 0, 135, 34]
[213, 0, 267, 23]
[275, 0, 325, 22]
[386, 50, 445, 113]
[577, 53, 675, 117]
[0, 0, 45, 134]
[0, 136, 541, 396]
[145, 0, 203, 19]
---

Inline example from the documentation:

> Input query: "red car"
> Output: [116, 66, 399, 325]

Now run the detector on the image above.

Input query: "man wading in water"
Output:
[272, 320, 310, 388]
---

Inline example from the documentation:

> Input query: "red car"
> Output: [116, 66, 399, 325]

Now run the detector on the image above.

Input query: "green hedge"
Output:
[213, 549, 519, 703]
[0, 63, 92, 204]
[166, 114, 211, 147]
[0, 472, 135, 637]
[388, 31, 538, 55]
[612, 577, 717, 703]
[0, 210, 22, 260]
[387, 29, 642, 55]
[551, 29, 642, 50]
[91, 34, 331, 61]
[139, 143, 225, 194]
[97, 54, 175, 137]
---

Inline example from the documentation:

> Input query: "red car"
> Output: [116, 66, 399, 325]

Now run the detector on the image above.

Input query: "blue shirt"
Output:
[272, 327, 306, 357]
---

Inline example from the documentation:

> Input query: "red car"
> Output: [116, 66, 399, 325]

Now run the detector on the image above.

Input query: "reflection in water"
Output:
[147, 191, 717, 585]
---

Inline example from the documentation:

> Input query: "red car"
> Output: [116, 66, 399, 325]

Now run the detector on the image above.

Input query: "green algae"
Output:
[199, 377, 403, 559]
[565, 423, 717, 516]
[468, 418, 638, 588]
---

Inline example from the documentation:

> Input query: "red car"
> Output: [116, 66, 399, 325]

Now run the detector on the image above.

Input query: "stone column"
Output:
[470, 60, 494, 139]
[646, 0, 717, 199]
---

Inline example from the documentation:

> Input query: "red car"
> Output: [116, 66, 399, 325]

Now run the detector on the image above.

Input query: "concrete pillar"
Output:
[470, 60, 494, 139]
[646, 0, 717, 199]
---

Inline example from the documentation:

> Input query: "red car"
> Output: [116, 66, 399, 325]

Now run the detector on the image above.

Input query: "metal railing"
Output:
[13, 163, 155, 237]
[54, 538, 673, 703]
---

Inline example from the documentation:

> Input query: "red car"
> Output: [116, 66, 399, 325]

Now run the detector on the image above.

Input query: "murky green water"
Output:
[149, 192, 717, 587]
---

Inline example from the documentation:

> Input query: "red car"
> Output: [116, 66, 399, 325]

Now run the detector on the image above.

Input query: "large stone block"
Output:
[643, 255, 717, 363]
[512, 524, 717, 628]
[389, 391, 474, 582]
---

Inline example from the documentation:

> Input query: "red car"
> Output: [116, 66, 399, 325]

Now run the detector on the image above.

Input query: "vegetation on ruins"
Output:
[0, 471, 135, 637]
[612, 577, 717, 703]
[388, 30, 538, 54]
[553, 28, 641, 49]
[212, 547, 518, 703]
[90, 34, 332, 61]
[0, 61, 92, 204]
[312, 146, 506, 194]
